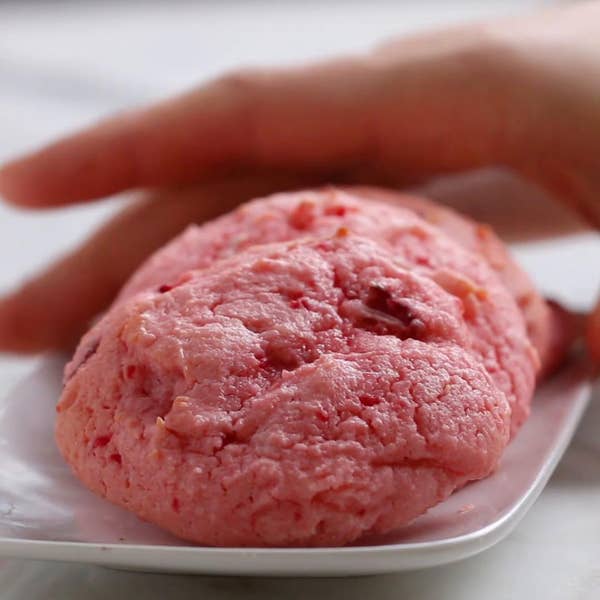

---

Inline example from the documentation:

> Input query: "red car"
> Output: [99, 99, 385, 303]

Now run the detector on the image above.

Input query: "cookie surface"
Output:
[119, 188, 537, 433]
[351, 186, 569, 377]
[57, 235, 510, 547]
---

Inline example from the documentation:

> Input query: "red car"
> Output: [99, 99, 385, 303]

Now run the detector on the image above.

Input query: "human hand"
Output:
[0, 1, 598, 359]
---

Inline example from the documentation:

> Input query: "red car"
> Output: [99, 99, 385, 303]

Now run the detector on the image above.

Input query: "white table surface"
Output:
[0, 1, 599, 598]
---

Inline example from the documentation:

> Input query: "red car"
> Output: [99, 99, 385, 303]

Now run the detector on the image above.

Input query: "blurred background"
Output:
[1, 3, 599, 599]
[0, 0, 594, 386]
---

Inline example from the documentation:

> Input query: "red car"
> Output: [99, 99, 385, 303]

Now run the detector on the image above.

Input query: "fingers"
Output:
[0, 173, 308, 353]
[0, 25, 513, 208]
[2, 2, 600, 237]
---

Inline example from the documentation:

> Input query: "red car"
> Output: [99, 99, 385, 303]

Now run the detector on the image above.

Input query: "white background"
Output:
[0, 1, 599, 598]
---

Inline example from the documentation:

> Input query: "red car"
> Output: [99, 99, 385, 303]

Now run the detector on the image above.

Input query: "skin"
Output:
[0, 1, 598, 362]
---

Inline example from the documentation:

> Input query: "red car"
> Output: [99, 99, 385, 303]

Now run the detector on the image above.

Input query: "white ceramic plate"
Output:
[0, 356, 591, 576]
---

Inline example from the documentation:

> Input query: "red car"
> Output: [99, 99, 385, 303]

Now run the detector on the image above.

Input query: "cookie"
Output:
[119, 188, 536, 433]
[352, 186, 570, 377]
[57, 235, 510, 547]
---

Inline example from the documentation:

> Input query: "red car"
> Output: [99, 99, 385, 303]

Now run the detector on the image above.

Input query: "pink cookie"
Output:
[351, 186, 571, 378]
[119, 188, 536, 434]
[57, 235, 510, 547]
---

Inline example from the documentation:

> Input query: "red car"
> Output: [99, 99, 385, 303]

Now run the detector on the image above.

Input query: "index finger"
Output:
[0, 60, 377, 207]
[0, 26, 512, 207]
